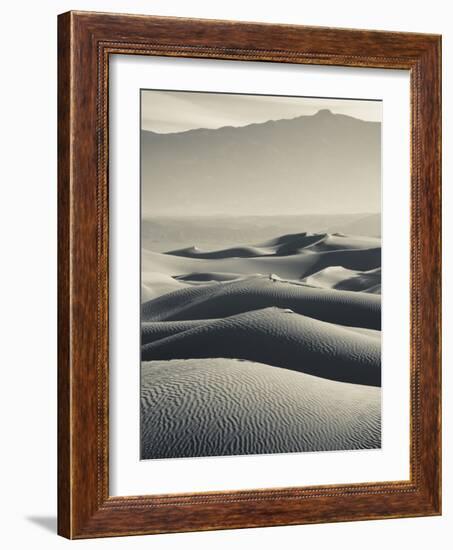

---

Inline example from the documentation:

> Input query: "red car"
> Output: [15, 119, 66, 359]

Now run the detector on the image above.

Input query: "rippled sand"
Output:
[141, 359, 381, 459]
[140, 231, 382, 459]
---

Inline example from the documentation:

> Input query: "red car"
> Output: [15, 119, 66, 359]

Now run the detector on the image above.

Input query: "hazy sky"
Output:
[141, 90, 382, 134]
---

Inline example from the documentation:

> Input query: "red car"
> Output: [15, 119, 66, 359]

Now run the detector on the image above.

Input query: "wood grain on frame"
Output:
[57, 10, 441, 539]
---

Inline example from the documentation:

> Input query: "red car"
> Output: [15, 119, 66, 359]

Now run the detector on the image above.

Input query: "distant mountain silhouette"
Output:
[141, 110, 381, 216]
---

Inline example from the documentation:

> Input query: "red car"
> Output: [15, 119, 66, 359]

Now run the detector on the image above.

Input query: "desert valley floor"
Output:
[140, 217, 382, 459]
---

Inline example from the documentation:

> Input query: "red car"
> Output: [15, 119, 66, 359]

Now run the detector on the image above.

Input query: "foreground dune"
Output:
[142, 275, 381, 329]
[141, 359, 381, 459]
[142, 307, 380, 386]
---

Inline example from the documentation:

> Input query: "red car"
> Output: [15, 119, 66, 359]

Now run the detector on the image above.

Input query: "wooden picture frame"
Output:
[58, 10, 441, 539]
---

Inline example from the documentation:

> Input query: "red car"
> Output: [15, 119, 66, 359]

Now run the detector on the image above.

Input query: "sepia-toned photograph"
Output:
[54, 10, 442, 539]
[140, 90, 382, 460]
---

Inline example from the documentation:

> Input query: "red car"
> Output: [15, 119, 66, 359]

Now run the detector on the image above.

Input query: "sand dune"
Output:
[140, 227, 382, 458]
[143, 317, 380, 346]
[142, 307, 380, 386]
[141, 271, 192, 302]
[142, 318, 211, 345]
[303, 266, 381, 294]
[142, 275, 380, 329]
[166, 233, 327, 258]
[141, 358, 381, 459]
[174, 271, 249, 282]
[304, 234, 380, 252]
[165, 232, 380, 259]
[342, 325, 381, 340]
[144, 245, 380, 283]
[257, 231, 328, 251]
[167, 244, 269, 259]
[365, 284, 381, 294]
[254, 231, 380, 255]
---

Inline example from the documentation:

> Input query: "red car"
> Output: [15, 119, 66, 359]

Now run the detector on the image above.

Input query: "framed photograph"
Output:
[58, 11, 441, 539]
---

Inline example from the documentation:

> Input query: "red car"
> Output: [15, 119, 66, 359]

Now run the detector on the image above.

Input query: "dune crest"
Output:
[142, 307, 380, 386]
[164, 231, 381, 259]
[142, 274, 381, 329]
[303, 266, 381, 294]
[143, 243, 380, 282]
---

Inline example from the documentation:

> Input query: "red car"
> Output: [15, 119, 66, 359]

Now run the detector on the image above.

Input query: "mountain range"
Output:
[141, 109, 381, 217]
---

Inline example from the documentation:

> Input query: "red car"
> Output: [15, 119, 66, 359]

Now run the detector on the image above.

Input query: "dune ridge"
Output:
[303, 266, 381, 294]
[142, 307, 380, 386]
[144, 245, 380, 282]
[142, 275, 381, 329]
[167, 232, 381, 259]
[142, 316, 381, 347]
[174, 271, 246, 282]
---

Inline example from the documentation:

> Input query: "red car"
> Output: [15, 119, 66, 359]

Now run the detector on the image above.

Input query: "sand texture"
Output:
[142, 308, 380, 386]
[141, 359, 381, 459]
[140, 228, 382, 459]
